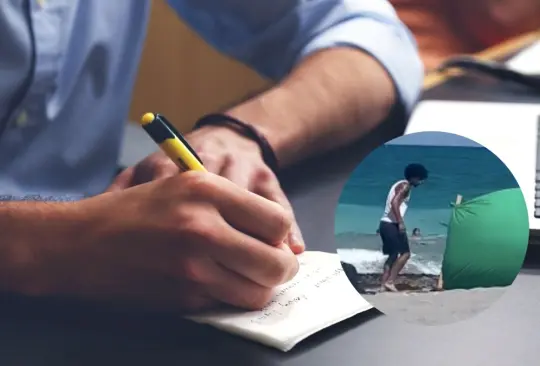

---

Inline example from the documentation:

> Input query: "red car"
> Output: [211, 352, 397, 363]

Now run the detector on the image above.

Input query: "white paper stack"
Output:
[187, 251, 372, 352]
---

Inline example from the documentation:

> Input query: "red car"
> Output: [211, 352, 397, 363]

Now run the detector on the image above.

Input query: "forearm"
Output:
[0, 201, 80, 295]
[173, 0, 423, 168]
[227, 48, 398, 167]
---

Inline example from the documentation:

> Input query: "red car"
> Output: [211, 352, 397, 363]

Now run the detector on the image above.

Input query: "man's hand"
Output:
[109, 125, 305, 254]
[398, 222, 406, 233]
[17, 172, 299, 313]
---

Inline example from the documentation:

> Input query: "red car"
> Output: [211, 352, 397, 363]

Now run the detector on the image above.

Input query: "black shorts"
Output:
[379, 221, 410, 256]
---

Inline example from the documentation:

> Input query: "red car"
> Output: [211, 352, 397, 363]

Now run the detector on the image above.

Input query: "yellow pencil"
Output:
[139, 113, 207, 172]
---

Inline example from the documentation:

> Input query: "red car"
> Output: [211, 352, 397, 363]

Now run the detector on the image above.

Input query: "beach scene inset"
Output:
[335, 131, 528, 325]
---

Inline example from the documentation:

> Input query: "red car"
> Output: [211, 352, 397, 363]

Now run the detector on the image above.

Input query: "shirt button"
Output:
[15, 110, 29, 128]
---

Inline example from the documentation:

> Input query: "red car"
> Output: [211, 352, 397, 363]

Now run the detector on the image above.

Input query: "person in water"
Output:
[379, 164, 428, 292]
[411, 228, 421, 237]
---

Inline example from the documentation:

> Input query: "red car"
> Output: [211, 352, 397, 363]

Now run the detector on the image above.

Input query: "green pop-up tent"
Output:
[441, 188, 529, 290]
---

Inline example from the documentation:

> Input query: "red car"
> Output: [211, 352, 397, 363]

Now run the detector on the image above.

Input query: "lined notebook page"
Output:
[187, 251, 372, 352]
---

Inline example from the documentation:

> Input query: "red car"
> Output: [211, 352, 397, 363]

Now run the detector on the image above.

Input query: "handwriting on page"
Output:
[251, 258, 345, 325]
[185, 252, 372, 352]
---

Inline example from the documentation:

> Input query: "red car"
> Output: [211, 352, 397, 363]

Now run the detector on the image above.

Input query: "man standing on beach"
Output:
[379, 164, 428, 292]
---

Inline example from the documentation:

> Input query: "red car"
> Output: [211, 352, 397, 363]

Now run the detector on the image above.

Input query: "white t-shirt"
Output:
[381, 180, 410, 223]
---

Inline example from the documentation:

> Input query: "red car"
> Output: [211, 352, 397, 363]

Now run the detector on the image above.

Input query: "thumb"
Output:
[106, 167, 135, 192]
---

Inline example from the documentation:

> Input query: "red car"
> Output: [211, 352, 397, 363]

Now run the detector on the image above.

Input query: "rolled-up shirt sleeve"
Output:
[168, 0, 424, 115]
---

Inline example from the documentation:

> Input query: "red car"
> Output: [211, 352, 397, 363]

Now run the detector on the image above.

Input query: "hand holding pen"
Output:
[68, 113, 301, 312]
[109, 113, 305, 254]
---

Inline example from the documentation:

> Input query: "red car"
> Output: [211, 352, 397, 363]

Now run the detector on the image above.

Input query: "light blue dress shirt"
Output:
[0, 0, 422, 198]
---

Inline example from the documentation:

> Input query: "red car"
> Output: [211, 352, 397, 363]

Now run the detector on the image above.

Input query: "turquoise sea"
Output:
[335, 144, 520, 274]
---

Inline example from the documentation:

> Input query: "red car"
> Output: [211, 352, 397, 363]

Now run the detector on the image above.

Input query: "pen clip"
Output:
[156, 114, 205, 166]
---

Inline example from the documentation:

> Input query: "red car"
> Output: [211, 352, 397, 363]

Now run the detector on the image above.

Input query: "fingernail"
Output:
[289, 232, 305, 253]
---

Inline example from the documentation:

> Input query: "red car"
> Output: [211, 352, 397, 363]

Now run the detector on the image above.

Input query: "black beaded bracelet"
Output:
[193, 114, 279, 173]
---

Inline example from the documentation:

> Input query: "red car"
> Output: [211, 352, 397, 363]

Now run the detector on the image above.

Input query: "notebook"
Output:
[405, 100, 540, 232]
[186, 251, 372, 352]
[506, 41, 540, 76]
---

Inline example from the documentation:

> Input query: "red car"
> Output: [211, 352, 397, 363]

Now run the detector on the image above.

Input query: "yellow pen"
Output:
[140, 113, 207, 172]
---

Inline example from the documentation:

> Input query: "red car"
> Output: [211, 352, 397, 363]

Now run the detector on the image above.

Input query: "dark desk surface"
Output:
[2, 78, 540, 366]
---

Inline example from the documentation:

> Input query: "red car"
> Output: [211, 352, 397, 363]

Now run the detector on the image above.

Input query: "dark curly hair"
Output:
[404, 163, 428, 181]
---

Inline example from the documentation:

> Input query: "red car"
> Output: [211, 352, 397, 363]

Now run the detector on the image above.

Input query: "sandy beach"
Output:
[363, 287, 508, 326]
[341, 262, 509, 326]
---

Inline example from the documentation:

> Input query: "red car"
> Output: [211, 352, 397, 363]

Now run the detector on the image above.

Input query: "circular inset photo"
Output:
[336, 131, 528, 326]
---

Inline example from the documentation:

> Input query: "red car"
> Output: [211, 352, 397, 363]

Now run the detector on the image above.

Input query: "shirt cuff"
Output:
[299, 17, 424, 117]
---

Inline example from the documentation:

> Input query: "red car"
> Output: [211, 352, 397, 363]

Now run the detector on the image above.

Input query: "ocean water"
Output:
[335, 144, 520, 274]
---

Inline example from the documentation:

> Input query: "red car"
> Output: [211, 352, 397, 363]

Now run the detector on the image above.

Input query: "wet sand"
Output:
[349, 273, 440, 294]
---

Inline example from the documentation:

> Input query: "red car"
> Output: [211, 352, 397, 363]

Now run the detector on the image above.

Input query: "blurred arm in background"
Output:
[452, 0, 540, 47]
[391, 0, 540, 71]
